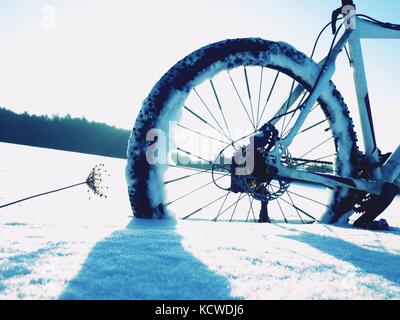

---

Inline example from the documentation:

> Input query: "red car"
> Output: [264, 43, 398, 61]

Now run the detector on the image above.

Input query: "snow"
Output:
[1, 142, 400, 300]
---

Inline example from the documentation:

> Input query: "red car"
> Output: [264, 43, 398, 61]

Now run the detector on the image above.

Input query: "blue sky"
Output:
[0, 0, 399, 150]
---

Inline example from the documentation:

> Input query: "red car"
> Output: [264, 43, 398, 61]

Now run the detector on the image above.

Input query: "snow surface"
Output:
[1, 142, 400, 300]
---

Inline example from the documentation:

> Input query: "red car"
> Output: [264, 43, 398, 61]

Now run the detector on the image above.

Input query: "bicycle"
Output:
[125, 0, 400, 230]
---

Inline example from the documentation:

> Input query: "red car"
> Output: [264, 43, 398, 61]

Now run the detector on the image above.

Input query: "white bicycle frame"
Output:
[270, 15, 400, 195]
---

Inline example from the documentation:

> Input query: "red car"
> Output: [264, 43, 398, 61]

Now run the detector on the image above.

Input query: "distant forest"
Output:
[0, 107, 130, 159]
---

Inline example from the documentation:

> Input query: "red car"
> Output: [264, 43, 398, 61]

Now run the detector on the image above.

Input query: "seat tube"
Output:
[347, 28, 382, 179]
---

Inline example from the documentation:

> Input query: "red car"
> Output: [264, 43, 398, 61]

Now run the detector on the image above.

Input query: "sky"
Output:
[0, 0, 399, 151]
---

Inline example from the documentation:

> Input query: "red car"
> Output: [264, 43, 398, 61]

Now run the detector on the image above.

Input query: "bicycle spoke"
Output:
[227, 70, 256, 130]
[279, 194, 318, 222]
[257, 71, 280, 129]
[168, 164, 226, 176]
[244, 67, 256, 126]
[245, 195, 255, 222]
[298, 136, 334, 160]
[282, 107, 324, 138]
[267, 184, 288, 223]
[285, 192, 304, 224]
[248, 195, 258, 223]
[256, 67, 264, 128]
[167, 172, 229, 206]
[177, 147, 212, 164]
[165, 168, 213, 185]
[280, 80, 296, 134]
[296, 119, 328, 136]
[270, 182, 328, 207]
[193, 88, 232, 142]
[251, 201, 257, 222]
[281, 93, 310, 136]
[230, 193, 243, 222]
[182, 193, 229, 220]
[210, 79, 234, 142]
[214, 191, 231, 222]
[174, 150, 229, 172]
[183, 105, 231, 143]
[178, 124, 227, 145]
[310, 103, 321, 113]
[212, 193, 247, 221]
[276, 198, 288, 223]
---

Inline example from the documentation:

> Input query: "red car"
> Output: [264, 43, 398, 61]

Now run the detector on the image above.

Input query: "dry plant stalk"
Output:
[0, 164, 109, 209]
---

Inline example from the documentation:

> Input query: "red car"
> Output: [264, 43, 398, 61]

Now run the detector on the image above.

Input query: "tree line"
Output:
[0, 107, 130, 159]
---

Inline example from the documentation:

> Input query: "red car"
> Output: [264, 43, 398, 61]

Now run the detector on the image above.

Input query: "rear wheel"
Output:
[126, 38, 359, 224]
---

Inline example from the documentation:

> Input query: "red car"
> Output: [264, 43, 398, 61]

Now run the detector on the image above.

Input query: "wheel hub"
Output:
[227, 123, 292, 201]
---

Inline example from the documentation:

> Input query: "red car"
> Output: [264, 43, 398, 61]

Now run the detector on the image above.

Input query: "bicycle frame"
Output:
[270, 14, 400, 195]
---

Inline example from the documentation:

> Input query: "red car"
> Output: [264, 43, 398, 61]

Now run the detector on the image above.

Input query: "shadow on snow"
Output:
[61, 218, 235, 300]
[285, 231, 400, 287]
